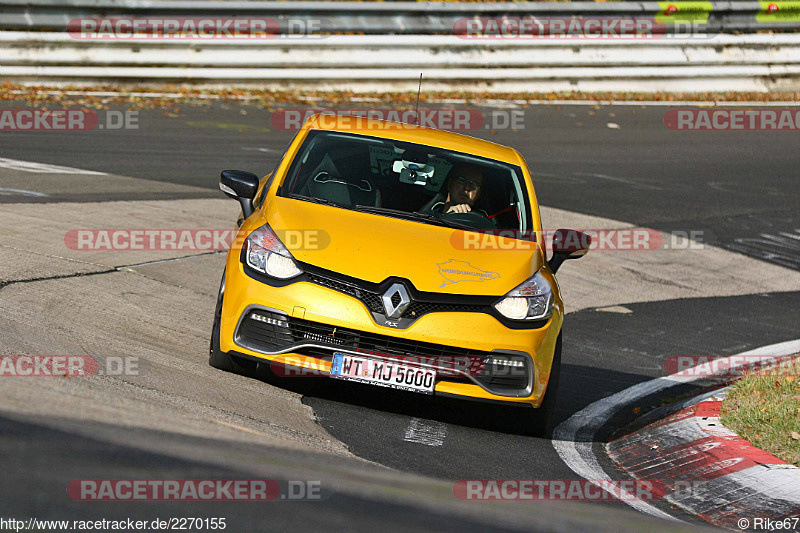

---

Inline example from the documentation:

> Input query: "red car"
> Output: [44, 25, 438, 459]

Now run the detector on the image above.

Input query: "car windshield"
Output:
[279, 130, 532, 233]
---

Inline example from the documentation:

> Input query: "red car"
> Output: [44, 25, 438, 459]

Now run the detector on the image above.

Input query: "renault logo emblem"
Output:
[382, 283, 411, 319]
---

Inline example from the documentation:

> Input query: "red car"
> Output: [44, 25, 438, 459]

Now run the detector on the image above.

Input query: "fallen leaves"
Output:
[791, 432, 800, 441]
[5, 82, 800, 110]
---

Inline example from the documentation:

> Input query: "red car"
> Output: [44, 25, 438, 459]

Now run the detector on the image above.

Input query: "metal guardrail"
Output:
[0, 0, 799, 34]
[3, 32, 800, 92]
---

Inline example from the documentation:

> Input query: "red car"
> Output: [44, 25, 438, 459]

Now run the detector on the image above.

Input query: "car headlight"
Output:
[244, 225, 303, 279]
[493, 271, 553, 321]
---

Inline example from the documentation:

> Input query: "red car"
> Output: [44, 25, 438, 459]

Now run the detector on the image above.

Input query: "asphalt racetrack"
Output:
[1, 99, 798, 531]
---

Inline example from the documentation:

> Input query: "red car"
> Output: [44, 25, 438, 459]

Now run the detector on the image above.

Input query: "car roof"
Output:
[302, 113, 525, 167]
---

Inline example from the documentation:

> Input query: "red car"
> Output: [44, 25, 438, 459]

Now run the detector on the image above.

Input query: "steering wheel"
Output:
[440, 210, 496, 230]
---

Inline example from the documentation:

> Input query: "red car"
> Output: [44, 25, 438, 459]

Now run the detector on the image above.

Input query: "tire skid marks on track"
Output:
[403, 417, 447, 447]
[0, 187, 49, 197]
[0, 158, 107, 175]
[728, 229, 800, 271]
[573, 172, 664, 191]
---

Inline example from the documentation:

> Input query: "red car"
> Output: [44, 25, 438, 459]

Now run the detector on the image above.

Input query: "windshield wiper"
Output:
[352, 205, 474, 230]
[285, 192, 344, 208]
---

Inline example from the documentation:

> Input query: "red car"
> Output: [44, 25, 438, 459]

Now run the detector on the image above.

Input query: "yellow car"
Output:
[210, 114, 589, 435]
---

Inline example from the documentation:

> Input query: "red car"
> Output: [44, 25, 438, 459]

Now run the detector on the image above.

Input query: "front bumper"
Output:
[219, 260, 563, 407]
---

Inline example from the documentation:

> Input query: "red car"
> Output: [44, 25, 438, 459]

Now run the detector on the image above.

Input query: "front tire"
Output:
[209, 269, 257, 376]
[502, 331, 562, 438]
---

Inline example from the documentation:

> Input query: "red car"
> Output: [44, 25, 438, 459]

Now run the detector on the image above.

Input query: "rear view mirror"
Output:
[548, 229, 591, 274]
[220, 170, 260, 219]
[392, 159, 434, 186]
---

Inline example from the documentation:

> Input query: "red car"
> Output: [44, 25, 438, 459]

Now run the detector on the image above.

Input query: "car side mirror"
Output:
[220, 170, 260, 219]
[548, 228, 591, 274]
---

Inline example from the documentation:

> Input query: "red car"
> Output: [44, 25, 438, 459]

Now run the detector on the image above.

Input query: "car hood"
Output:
[265, 196, 542, 295]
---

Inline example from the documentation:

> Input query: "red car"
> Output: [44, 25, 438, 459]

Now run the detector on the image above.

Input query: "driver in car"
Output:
[428, 163, 485, 214]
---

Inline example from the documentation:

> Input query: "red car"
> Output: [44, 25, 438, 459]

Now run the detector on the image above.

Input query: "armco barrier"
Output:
[2, 32, 800, 92]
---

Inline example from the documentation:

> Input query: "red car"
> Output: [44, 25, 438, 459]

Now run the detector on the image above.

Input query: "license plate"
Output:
[330, 353, 435, 394]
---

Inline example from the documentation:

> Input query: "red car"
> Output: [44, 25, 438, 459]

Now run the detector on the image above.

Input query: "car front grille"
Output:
[305, 272, 491, 319]
[306, 273, 384, 313]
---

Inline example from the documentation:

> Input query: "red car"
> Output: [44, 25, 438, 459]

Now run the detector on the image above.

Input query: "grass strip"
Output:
[720, 355, 800, 466]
